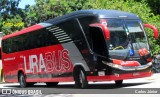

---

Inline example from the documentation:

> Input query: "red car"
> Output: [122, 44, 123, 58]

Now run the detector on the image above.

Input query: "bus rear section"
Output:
[1, 10, 159, 88]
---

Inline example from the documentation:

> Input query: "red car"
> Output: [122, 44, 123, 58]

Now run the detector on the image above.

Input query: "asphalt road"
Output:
[0, 73, 160, 95]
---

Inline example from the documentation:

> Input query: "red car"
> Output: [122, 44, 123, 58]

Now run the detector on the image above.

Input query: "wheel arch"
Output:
[73, 63, 89, 71]
[73, 63, 88, 81]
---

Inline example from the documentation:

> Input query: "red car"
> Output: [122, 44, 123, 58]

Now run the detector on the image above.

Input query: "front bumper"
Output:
[87, 71, 152, 81]
[87, 61, 152, 81]
[102, 61, 152, 71]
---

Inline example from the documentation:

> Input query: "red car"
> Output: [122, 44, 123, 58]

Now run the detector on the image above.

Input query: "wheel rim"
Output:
[79, 73, 82, 85]
[20, 74, 25, 87]
[79, 71, 84, 88]
[74, 69, 88, 88]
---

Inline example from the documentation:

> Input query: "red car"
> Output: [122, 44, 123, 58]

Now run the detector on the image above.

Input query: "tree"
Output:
[0, 0, 22, 20]
[0, 0, 93, 34]
[135, 0, 160, 14]
[0, 0, 160, 55]
[25, 0, 93, 24]
[0, 0, 24, 35]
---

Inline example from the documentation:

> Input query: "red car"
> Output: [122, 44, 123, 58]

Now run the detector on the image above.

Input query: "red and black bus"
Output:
[1, 10, 159, 88]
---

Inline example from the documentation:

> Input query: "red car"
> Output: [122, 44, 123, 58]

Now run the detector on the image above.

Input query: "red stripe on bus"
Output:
[26, 77, 74, 82]
[87, 71, 152, 81]
[5, 79, 18, 83]
[4, 77, 74, 83]
[5, 71, 152, 83]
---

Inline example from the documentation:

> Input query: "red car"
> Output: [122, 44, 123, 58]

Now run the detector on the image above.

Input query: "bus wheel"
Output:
[46, 82, 59, 87]
[74, 69, 88, 89]
[115, 80, 123, 86]
[19, 73, 27, 88]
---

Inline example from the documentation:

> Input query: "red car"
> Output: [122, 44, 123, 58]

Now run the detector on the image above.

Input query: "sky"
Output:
[18, 0, 36, 9]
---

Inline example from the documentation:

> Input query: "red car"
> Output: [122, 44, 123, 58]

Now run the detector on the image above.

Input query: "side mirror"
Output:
[89, 23, 110, 40]
[143, 24, 159, 39]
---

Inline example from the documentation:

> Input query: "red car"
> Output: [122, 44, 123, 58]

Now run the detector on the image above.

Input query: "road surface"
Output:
[0, 73, 160, 97]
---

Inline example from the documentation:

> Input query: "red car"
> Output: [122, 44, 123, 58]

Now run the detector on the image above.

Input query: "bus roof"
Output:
[45, 10, 139, 24]
[2, 10, 139, 40]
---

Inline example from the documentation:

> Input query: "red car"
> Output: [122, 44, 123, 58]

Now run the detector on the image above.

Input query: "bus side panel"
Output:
[1, 26, 76, 83]
[2, 52, 19, 82]
[24, 44, 74, 82]
[56, 17, 99, 72]
[2, 44, 74, 82]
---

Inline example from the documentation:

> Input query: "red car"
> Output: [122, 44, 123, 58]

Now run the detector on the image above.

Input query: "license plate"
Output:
[98, 71, 105, 76]
[133, 72, 140, 76]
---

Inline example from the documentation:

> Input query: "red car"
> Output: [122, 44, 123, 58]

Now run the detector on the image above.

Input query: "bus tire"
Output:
[18, 73, 27, 88]
[115, 80, 123, 86]
[74, 68, 88, 89]
[46, 82, 59, 87]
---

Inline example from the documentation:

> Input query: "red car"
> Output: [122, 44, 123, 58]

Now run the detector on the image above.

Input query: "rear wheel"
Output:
[19, 73, 27, 88]
[74, 68, 88, 89]
[46, 82, 59, 87]
[115, 80, 123, 86]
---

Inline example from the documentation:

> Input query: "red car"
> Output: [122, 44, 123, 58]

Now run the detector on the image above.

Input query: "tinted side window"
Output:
[57, 19, 84, 43]
[90, 27, 107, 56]
[2, 28, 59, 54]
[78, 16, 99, 46]
[57, 19, 89, 53]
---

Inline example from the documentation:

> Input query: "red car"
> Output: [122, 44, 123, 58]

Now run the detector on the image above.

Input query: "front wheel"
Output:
[115, 80, 123, 86]
[74, 69, 88, 89]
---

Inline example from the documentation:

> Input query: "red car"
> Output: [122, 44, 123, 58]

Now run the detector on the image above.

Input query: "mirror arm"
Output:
[143, 24, 159, 39]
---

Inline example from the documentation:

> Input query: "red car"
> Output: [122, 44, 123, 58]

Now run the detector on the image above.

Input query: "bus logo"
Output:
[23, 49, 72, 73]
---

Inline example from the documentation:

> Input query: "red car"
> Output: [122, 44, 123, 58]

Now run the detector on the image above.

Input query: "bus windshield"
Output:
[126, 20, 149, 50]
[106, 19, 149, 51]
